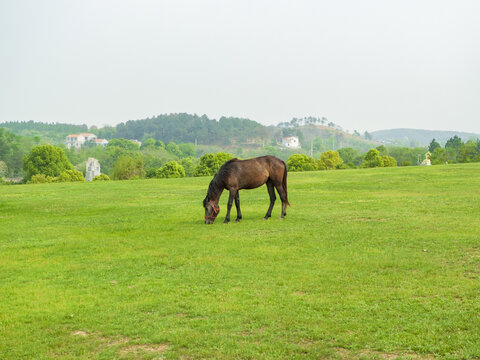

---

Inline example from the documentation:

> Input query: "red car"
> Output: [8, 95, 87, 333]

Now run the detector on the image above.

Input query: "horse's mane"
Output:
[206, 158, 239, 199]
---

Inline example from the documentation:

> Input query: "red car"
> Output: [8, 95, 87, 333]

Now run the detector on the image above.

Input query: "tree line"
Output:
[2, 124, 480, 184]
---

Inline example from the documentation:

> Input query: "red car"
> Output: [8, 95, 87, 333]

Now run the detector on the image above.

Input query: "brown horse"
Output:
[203, 155, 290, 224]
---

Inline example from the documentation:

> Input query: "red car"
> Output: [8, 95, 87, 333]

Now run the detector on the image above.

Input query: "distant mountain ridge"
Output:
[371, 128, 480, 147]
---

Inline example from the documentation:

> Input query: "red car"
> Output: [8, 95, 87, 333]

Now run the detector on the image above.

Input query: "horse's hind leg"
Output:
[274, 183, 287, 218]
[264, 180, 276, 220]
[235, 192, 242, 222]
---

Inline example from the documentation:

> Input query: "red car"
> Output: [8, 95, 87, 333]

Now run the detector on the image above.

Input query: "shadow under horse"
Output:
[203, 155, 290, 224]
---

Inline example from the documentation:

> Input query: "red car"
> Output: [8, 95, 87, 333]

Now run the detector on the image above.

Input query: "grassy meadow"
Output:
[1, 164, 480, 359]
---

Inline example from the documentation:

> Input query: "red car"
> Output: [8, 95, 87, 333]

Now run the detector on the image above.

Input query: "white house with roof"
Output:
[94, 138, 109, 147]
[282, 136, 300, 149]
[66, 133, 103, 149]
[80, 133, 97, 141]
[66, 134, 86, 149]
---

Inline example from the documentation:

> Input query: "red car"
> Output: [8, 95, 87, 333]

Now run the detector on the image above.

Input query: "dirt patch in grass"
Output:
[119, 344, 169, 356]
[71, 330, 88, 337]
[334, 347, 436, 360]
[69, 329, 168, 357]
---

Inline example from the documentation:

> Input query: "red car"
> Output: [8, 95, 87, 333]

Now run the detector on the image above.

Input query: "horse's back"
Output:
[225, 156, 285, 190]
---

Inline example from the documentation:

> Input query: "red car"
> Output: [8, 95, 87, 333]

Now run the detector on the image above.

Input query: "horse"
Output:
[203, 155, 290, 224]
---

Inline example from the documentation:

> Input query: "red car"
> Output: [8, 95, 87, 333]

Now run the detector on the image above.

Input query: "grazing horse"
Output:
[203, 155, 290, 224]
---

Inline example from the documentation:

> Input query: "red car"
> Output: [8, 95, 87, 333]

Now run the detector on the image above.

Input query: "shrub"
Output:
[93, 174, 110, 181]
[58, 170, 85, 182]
[145, 168, 158, 178]
[316, 151, 343, 170]
[28, 174, 56, 184]
[156, 161, 185, 178]
[381, 155, 397, 167]
[286, 154, 316, 172]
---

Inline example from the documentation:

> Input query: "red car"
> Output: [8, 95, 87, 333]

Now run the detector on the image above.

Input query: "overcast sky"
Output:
[1, 0, 479, 133]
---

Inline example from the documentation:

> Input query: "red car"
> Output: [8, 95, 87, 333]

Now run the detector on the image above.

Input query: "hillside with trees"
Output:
[371, 128, 480, 147]
[0, 120, 89, 143]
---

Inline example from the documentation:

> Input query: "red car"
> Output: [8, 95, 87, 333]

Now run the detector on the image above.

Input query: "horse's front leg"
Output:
[224, 190, 236, 224]
[235, 192, 242, 222]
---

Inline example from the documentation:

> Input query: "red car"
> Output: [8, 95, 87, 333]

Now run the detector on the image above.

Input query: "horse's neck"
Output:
[209, 188, 223, 204]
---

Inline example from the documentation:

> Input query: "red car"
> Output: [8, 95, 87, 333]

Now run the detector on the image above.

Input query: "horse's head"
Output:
[203, 197, 220, 224]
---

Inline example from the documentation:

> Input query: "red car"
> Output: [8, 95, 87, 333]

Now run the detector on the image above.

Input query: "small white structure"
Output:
[94, 138, 109, 147]
[85, 157, 101, 181]
[421, 151, 432, 166]
[282, 136, 301, 149]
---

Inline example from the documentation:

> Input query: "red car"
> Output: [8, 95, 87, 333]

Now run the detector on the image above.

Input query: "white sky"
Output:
[1, 0, 479, 133]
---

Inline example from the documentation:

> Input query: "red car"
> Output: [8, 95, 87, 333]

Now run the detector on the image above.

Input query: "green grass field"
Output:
[1, 164, 480, 359]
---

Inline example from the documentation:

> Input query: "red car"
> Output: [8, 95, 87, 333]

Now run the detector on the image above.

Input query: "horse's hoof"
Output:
[235, 218, 241, 222]
[224, 220, 230, 224]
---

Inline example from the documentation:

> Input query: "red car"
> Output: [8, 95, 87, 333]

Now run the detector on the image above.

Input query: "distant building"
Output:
[65, 133, 99, 149]
[80, 133, 97, 141]
[282, 136, 301, 149]
[66, 134, 86, 149]
[85, 158, 101, 181]
[94, 138, 109, 147]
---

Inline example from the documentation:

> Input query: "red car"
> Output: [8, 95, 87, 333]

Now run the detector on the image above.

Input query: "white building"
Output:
[66, 134, 86, 149]
[65, 133, 99, 149]
[282, 136, 301, 149]
[85, 158, 101, 181]
[94, 138, 109, 147]
[80, 133, 97, 141]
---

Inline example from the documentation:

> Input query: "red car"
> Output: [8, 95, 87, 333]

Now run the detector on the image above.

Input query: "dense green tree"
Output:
[338, 148, 358, 164]
[286, 154, 316, 172]
[430, 147, 446, 164]
[141, 138, 157, 149]
[0, 161, 7, 177]
[361, 149, 383, 168]
[23, 145, 73, 180]
[180, 157, 196, 177]
[317, 151, 343, 170]
[156, 161, 185, 178]
[179, 143, 195, 157]
[458, 140, 478, 163]
[112, 156, 145, 180]
[428, 138, 441, 153]
[376, 145, 388, 156]
[166, 142, 182, 157]
[193, 152, 234, 176]
[445, 135, 463, 151]
[107, 138, 140, 151]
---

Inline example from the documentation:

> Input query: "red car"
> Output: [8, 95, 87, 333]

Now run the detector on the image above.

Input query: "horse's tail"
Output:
[282, 161, 290, 206]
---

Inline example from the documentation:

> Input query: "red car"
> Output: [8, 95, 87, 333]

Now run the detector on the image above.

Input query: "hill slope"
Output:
[371, 128, 480, 146]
